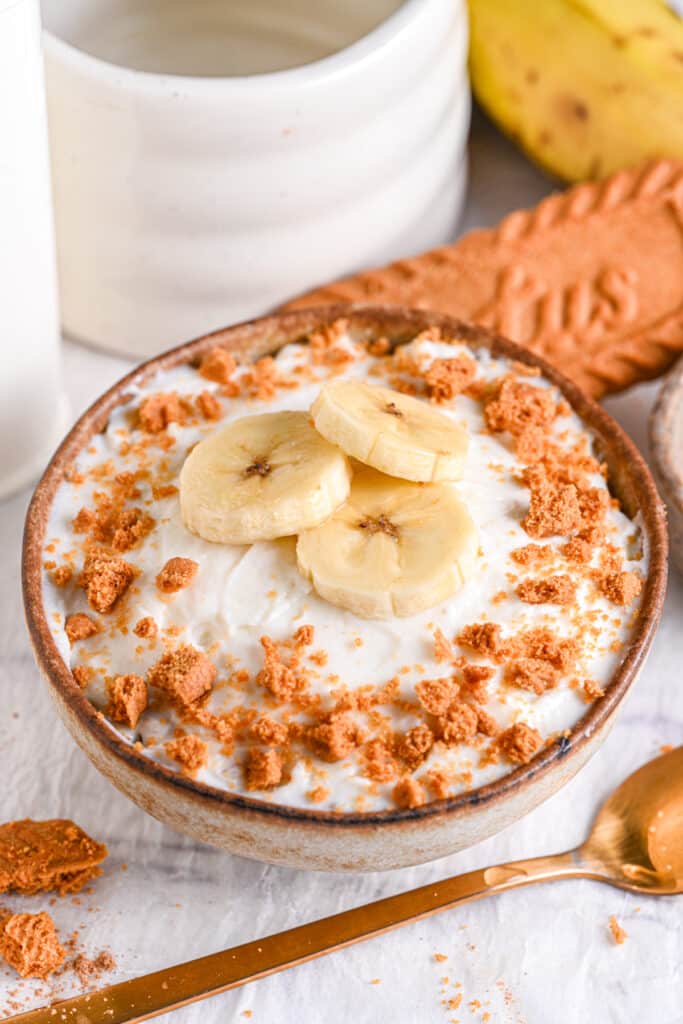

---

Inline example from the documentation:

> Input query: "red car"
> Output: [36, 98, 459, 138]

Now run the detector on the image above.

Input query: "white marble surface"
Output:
[1, 111, 682, 1023]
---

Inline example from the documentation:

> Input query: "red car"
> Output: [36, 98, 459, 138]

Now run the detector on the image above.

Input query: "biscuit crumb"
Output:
[196, 390, 223, 421]
[52, 565, 73, 587]
[0, 820, 107, 896]
[256, 636, 302, 701]
[511, 544, 554, 566]
[0, 912, 65, 979]
[165, 734, 208, 775]
[600, 571, 642, 606]
[80, 550, 136, 614]
[608, 915, 628, 945]
[396, 724, 434, 768]
[456, 622, 504, 660]
[485, 378, 556, 436]
[562, 537, 593, 564]
[424, 355, 477, 402]
[433, 627, 453, 663]
[476, 709, 499, 737]
[245, 747, 282, 790]
[138, 392, 186, 433]
[523, 478, 582, 538]
[147, 645, 216, 706]
[506, 658, 559, 695]
[498, 722, 543, 764]
[363, 739, 398, 782]
[71, 949, 117, 986]
[133, 616, 157, 639]
[415, 677, 459, 717]
[72, 665, 93, 689]
[433, 952, 448, 963]
[438, 702, 478, 745]
[156, 557, 199, 593]
[515, 425, 547, 464]
[517, 575, 577, 605]
[461, 664, 495, 704]
[65, 613, 99, 646]
[393, 777, 426, 809]
[199, 347, 237, 385]
[107, 674, 147, 729]
[307, 786, 330, 804]
[294, 624, 314, 647]
[309, 713, 361, 762]
[367, 336, 391, 356]
[249, 715, 288, 746]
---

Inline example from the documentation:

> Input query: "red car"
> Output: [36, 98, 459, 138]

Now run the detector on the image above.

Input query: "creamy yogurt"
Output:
[42, 331, 646, 812]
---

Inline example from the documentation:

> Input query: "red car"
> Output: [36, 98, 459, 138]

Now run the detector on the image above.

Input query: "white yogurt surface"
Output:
[42, 333, 647, 811]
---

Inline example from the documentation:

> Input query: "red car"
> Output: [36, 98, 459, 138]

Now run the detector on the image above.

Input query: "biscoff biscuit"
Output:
[284, 159, 683, 397]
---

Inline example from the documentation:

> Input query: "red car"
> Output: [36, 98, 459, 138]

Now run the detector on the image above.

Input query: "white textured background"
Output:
[1, 112, 681, 1023]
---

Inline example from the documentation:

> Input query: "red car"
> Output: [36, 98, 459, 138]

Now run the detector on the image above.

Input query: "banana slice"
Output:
[311, 380, 468, 483]
[296, 467, 479, 619]
[180, 411, 352, 544]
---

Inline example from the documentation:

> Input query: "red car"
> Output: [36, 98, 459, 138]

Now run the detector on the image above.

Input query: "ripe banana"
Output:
[311, 380, 468, 483]
[180, 411, 351, 544]
[468, 0, 683, 181]
[296, 467, 479, 619]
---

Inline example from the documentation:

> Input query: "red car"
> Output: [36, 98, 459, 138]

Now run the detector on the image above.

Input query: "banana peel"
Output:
[468, 0, 683, 181]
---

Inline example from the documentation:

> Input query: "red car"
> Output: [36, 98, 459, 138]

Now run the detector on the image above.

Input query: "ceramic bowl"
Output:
[650, 355, 683, 575]
[23, 307, 667, 872]
[41, 0, 469, 359]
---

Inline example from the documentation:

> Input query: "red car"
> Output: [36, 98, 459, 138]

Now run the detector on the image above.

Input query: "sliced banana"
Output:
[296, 467, 479, 619]
[180, 411, 352, 544]
[311, 380, 469, 483]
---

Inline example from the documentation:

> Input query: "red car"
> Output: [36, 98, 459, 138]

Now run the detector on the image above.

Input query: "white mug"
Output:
[41, 0, 470, 359]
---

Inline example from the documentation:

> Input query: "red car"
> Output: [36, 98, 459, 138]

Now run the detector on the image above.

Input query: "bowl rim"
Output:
[22, 305, 668, 831]
[41, 0, 437, 92]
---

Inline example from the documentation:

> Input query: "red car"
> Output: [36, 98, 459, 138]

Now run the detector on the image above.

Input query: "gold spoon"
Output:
[10, 747, 683, 1024]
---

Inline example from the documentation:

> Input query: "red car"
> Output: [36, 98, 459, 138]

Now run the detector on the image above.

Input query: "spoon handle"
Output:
[9, 850, 585, 1024]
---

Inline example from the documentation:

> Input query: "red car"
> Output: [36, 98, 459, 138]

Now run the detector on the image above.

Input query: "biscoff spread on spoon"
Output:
[42, 322, 646, 812]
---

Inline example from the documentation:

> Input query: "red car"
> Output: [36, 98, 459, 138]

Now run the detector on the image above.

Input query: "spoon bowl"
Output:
[580, 745, 683, 894]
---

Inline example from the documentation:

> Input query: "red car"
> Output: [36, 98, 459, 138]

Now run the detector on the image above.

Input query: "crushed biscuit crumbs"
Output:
[156, 556, 199, 593]
[165, 734, 208, 774]
[65, 613, 100, 646]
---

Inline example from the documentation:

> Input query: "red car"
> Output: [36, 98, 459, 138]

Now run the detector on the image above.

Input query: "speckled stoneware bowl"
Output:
[650, 355, 683, 575]
[22, 307, 667, 872]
